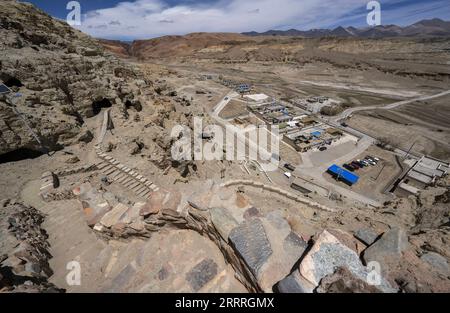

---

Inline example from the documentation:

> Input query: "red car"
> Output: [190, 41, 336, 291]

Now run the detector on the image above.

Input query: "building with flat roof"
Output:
[397, 156, 449, 195]
[301, 116, 317, 125]
[326, 128, 343, 136]
[327, 164, 359, 186]
[273, 115, 293, 124]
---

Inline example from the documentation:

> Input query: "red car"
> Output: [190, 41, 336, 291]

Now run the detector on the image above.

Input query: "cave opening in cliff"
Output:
[0, 148, 45, 164]
[125, 100, 142, 112]
[2, 76, 23, 88]
[91, 98, 112, 116]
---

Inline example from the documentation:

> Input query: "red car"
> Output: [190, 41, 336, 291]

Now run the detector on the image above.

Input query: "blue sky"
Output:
[23, 0, 450, 39]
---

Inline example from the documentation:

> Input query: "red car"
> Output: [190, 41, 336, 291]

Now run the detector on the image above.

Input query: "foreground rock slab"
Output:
[229, 218, 273, 278]
[363, 227, 409, 273]
[299, 230, 396, 293]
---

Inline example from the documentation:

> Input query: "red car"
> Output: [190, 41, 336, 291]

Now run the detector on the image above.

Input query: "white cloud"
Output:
[76, 0, 370, 39]
[75, 0, 450, 40]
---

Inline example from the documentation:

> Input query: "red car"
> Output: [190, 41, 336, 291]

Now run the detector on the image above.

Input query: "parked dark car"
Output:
[284, 163, 296, 171]
[319, 146, 327, 151]
[343, 164, 355, 172]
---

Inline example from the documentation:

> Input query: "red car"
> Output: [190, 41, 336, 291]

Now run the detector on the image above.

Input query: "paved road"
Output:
[333, 89, 450, 122]
[322, 89, 450, 160]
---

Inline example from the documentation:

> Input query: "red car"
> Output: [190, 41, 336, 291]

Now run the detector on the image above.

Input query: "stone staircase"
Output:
[94, 145, 159, 200]
[94, 108, 158, 200]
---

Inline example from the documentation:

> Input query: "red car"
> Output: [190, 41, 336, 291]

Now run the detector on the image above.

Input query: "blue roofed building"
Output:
[327, 164, 359, 186]
[310, 131, 322, 138]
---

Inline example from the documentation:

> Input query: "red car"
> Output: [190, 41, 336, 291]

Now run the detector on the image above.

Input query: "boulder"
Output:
[299, 230, 396, 293]
[354, 228, 379, 246]
[65, 156, 80, 164]
[363, 227, 409, 271]
[257, 216, 308, 291]
[78, 130, 94, 143]
[328, 228, 367, 255]
[316, 267, 382, 293]
[275, 270, 315, 293]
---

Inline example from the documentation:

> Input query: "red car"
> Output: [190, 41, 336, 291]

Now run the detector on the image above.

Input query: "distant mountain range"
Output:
[242, 18, 450, 38]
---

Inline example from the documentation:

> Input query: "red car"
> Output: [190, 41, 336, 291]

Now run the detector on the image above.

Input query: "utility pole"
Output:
[404, 140, 418, 159]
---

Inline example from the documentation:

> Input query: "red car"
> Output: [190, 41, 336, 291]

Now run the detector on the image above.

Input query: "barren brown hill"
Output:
[100, 33, 450, 81]
[97, 39, 131, 58]
[128, 32, 253, 59]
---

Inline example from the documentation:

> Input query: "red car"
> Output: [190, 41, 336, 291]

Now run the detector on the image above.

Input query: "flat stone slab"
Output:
[186, 258, 218, 292]
[103, 263, 136, 292]
[354, 228, 379, 246]
[420, 252, 449, 275]
[210, 207, 238, 242]
[266, 211, 291, 238]
[100, 203, 129, 228]
[275, 271, 314, 293]
[229, 218, 273, 277]
[120, 202, 145, 224]
[363, 227, 409, 271]
[283, 231, 308, 258]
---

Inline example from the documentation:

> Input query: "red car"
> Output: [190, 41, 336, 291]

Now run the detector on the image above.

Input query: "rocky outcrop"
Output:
[363, 227, 409, 275]
[71, 181, 309, 292]
[0, 0, 154, 155]
[70, 179, 404, 293]
[299, 230, 395, 293]
[0, 200, 63, 292]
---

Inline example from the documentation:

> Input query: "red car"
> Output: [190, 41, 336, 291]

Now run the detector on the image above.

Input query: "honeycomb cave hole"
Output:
[2, 76, 23, 88]
[91, 98, 112, 116]
[125, 100, 142, 112]
[0, 148, 45, 164]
